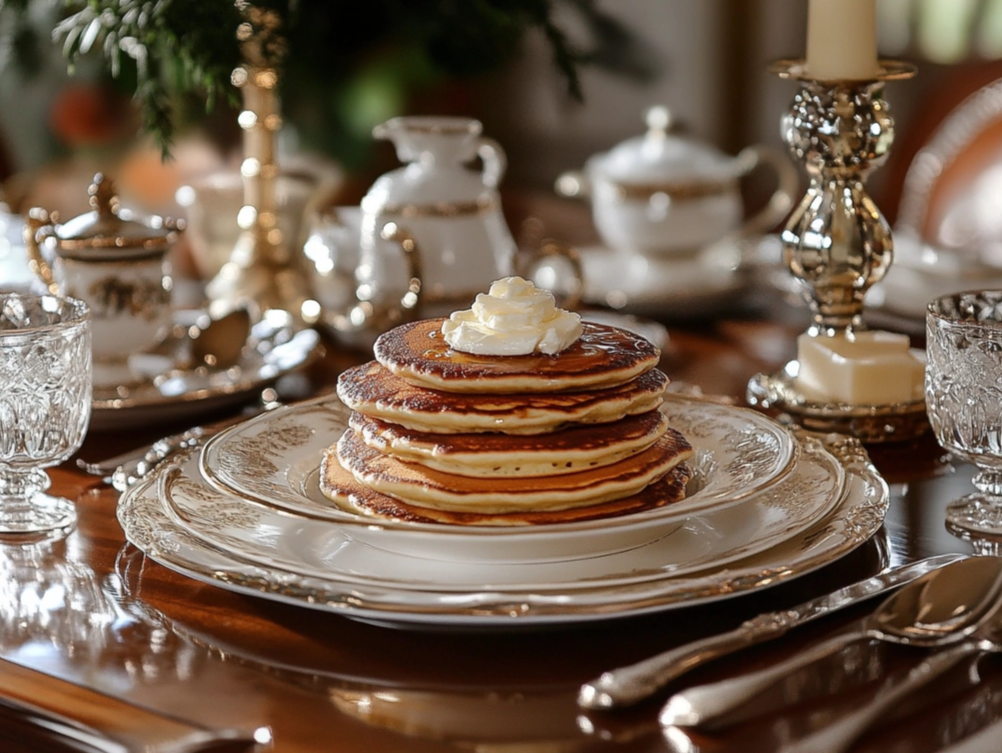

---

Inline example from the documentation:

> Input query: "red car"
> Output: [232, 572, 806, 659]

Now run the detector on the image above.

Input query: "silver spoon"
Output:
[188, 307, 251, 369]
[772, 596, 1002, 753]
[660, 555, 1002, 730]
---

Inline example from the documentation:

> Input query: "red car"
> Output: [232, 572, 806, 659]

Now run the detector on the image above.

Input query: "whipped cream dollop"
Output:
[441, 277, 583, 356]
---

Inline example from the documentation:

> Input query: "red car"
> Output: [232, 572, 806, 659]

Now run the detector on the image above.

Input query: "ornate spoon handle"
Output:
[659, 631, 864, 728]
[577, 554, 965, 711]
[579, 610, 796, 709]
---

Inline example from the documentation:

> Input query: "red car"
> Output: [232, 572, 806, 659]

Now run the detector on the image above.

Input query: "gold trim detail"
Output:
[379, 119, 479, 136]
[608, 179, 735, 202]
[376, 196, 496, 219]
[54, 232, 179, 255]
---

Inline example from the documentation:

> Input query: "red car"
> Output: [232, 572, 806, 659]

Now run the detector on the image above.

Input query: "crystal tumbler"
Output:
[927, 290, 1002, 537]
[0, 294, 91, 536]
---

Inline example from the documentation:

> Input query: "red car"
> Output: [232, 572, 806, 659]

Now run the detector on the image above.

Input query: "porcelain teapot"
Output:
[303, 205, 421, 343]
[556, 107, 798, 256]
[23, 174, 182, 387]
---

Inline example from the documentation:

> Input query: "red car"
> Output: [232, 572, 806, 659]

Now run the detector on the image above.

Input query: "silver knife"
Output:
[0, 657, 266, 752]
[577, 553, 966, 710]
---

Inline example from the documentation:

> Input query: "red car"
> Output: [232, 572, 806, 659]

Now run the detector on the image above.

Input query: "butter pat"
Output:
[795, 331, 925, 405]
[442, 277, 582, 356]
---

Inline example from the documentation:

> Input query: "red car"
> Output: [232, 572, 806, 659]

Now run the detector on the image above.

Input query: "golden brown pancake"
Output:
[334, 427, 693, 513]
[321, 450, 693, 526]
[348, 410, 669, 477]
[336, 362, 668, 435]
[374, 318, 661, 393]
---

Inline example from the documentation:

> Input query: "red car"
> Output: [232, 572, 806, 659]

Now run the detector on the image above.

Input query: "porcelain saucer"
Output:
[578, 241, 746, 318]
[869, 231, 1002, 327]
[90, 309, 320, 431]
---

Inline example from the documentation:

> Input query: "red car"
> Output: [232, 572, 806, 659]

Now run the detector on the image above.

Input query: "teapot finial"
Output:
[88, 173, 120, 218]
[645, 106, 672, 137]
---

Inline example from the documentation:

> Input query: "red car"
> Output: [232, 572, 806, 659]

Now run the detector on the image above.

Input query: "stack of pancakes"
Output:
[321, 318, 694, 526]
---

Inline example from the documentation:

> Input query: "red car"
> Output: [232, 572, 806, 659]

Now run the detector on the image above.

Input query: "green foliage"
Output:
[50, 0, 245, 157]
[0, 1, 649, 166]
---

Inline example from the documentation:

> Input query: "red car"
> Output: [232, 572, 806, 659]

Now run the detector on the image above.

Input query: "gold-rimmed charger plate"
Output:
[116, 423, 888, 628]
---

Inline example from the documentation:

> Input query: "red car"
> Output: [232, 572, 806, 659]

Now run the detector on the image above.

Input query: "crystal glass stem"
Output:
[0, 469, 50, 501]
[974, 469, 1002, 497]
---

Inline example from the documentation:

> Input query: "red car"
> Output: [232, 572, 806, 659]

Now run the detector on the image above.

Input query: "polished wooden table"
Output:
[3, 304, 992, 753]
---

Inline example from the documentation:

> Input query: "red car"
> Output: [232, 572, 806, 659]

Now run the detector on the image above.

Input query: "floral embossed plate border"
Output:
[196, 394, 801, 562]
[116, 431, 888, 627]
[157, 430, 842, 591]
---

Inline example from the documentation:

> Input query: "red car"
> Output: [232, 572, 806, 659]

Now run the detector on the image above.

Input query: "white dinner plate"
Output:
[197, 394, 800, 563]
[116, 430, 888, 628]
[90, 309, 320, 431]
[157, 424, 843, 591]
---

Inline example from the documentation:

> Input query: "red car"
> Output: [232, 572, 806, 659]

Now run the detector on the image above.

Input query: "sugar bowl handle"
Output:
[22, 207, 60, 295]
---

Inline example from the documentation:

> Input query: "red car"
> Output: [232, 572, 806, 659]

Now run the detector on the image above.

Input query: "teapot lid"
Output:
[592, 107, 741, 184]
[53, 174, 181, 254]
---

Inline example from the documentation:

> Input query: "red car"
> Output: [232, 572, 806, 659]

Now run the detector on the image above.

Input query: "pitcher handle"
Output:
[376, 222, 423, 318]
[477, 137, 507, 189]
[517, 239, 584, 311]
[23, 207, 60, 295]
[735, 144, 799, 237]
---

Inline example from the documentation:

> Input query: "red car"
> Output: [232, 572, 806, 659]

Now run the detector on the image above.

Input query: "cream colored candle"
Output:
[806, 0, 879, 80]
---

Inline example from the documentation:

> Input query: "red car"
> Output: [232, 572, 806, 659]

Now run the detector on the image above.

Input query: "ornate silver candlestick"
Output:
[746, 60, 929, 443]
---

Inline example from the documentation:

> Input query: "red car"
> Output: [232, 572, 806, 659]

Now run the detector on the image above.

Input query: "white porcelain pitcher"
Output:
[357, 116, 517, 313]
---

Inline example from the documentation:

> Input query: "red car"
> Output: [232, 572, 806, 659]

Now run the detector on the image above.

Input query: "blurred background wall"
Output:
[1, 0, 1000, 226]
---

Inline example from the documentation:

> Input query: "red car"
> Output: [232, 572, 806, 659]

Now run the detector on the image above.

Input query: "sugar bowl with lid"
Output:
[556, 107, 798, 257]
[23, 173, 182, 388]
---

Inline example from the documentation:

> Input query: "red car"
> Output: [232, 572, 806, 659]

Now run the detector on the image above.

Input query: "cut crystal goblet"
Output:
[0, 294, 91, 537]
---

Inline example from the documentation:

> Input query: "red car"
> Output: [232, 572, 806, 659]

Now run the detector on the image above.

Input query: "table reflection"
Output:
[0, 536, 203, 686]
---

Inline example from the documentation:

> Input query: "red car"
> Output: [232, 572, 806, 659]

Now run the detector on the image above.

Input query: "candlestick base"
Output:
[747, 361, 929, 444]
[748, 57, 929, 442]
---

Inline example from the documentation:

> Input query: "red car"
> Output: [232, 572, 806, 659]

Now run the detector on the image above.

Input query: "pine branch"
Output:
[0, 0, 641, 161]
[53, 0, 245, 157]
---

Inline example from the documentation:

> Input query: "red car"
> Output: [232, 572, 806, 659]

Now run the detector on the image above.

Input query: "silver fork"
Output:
[772, 611, 1002, 753]
[78, 394, 281, 490]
